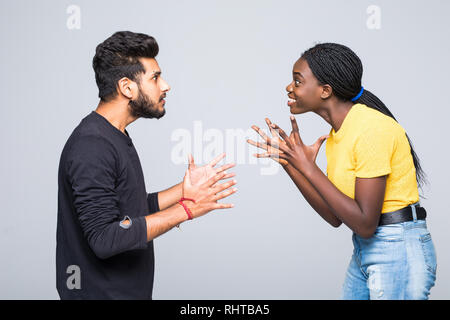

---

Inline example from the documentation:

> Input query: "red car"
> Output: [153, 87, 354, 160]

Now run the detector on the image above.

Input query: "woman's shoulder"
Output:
[354, 104, 405, 134]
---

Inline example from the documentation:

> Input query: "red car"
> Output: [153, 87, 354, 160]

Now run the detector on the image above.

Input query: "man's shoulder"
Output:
[62, 113, 119, 160]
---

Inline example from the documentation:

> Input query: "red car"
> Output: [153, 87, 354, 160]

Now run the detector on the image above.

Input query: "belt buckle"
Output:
[410, 202, 419, 222]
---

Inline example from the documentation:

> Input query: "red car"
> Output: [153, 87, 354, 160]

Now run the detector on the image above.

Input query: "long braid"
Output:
[301, 43, 427, 189]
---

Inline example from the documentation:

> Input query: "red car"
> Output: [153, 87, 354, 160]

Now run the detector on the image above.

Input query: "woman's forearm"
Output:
[301, 164, 383, 238]
[283, 164, 342, 227]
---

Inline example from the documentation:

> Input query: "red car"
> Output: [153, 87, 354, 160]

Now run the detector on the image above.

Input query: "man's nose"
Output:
[160, 78, 171, 92]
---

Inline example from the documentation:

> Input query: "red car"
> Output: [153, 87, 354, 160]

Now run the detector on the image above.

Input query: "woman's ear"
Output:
[117, 77, 136, 99]
[320, 84, 333, 99]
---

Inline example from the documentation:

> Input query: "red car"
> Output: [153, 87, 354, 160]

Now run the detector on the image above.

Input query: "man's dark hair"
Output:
[92, 31, 159, 102]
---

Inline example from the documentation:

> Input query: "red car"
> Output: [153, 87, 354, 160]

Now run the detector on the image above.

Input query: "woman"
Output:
[247, 43, 437, 300]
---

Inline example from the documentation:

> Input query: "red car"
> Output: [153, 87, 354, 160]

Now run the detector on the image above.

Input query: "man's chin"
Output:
[129, 104, 166, 119]
[154, 109, 166, 119]
[139, 110, 165, 119]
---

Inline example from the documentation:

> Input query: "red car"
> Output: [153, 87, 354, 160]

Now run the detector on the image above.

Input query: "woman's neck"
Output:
[314, 100, 355, 132]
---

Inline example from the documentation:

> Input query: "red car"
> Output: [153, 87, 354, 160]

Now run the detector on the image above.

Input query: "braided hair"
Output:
[301, 43, 427, 189]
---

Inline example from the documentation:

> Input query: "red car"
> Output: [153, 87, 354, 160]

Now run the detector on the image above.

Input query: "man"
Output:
[56, 31, 237, 299]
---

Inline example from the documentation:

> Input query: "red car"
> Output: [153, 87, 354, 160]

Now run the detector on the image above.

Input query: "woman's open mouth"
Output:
[287, 98, 296, 107]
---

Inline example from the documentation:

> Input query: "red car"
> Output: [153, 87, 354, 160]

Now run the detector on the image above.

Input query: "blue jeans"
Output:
[342, 217, 437, 300]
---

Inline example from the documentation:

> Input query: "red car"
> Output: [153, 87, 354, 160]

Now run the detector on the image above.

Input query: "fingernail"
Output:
[290, 115, 294, 120]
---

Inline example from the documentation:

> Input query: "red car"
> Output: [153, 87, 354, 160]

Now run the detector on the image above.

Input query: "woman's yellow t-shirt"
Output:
[325, 103, 419, 213]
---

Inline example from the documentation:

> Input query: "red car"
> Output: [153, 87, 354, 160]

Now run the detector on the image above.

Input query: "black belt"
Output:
[378, 203, 427, 226]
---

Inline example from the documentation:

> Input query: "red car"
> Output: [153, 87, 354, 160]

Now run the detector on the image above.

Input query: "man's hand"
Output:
[188, 153, 235, 186]
[182, 168, 237, 219]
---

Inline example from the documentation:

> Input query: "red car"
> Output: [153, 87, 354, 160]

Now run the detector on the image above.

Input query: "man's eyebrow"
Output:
[151, 71, 161, 76]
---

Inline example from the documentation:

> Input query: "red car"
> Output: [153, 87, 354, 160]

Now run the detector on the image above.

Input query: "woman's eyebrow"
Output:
[293, 71, 304, 78]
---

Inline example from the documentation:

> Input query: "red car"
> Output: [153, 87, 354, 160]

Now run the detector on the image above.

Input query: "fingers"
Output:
[208, 152, 226, 168]
[216, 170, 236, 180]
[215, 163, 236, 181]
[313, 134, 330, 149]
[265, 118, 279, 138]
[213, 202, 235, 209]
[183, 169, 192, 187]
[253, 152, 288, 160]
[222, 172, 236, 180]
[251, 125, 271, 145]
[251, 125, 284, 151]
[213, 185, 238, 202]
[212, 179, 237, 194]
[215, 162, 236, 174]
[269, 124, 292, 151]
[290, 116, 302, 144]
[188, 154, 195, 169]
[313, 134, 330, 157]
[203, 171, 227, 188]
[247, 138, 269, 151]
[317, 134, 330, 145]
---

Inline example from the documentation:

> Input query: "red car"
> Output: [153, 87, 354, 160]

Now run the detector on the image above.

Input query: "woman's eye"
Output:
[294, 80, 301, 86]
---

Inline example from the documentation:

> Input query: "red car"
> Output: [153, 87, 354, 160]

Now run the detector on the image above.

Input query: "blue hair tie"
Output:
[351, 87, 364, 102]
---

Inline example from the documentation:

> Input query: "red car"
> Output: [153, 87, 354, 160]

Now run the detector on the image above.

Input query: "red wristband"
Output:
[180, 197, 196, 203]
[178, 200, 194, 220]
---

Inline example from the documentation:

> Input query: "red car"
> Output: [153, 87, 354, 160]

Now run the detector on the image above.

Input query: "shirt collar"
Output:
[90, 111, 133, 145]
[330, 104, 362, 143]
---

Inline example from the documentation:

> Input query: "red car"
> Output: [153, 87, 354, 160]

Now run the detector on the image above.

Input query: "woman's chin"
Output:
[289, 106, 303, 114]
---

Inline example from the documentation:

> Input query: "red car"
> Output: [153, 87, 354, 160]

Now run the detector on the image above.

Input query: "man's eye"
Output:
[152, 76, 158, 81]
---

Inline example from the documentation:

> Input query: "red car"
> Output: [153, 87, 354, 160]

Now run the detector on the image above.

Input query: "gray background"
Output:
[1, 0, 449, 299]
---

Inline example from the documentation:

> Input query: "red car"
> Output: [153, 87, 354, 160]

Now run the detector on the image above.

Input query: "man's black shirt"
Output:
[56, 111, 159, 299]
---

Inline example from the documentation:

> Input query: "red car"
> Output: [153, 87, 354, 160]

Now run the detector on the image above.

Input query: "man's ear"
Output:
[117, 77, 137, 99]
[320, 84, 333, 100]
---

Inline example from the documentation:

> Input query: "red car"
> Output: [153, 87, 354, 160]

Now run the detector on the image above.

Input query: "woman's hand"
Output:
[247, 118, 289, 166]
[252, 116, 329, 174]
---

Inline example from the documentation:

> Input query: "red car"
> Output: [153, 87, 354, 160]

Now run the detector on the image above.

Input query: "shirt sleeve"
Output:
[67, 135, 148, 259]
[354, 127, 396, 178]
[147, 192, 160, 214]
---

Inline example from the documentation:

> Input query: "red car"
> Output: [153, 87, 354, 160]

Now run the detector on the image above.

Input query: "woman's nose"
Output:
[286, 82, 293, 93]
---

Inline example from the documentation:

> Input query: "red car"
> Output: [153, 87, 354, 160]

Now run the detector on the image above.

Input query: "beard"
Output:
[128, 87, 166, 119]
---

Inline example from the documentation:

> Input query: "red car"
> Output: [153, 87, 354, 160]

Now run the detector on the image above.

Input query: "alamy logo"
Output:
[171, 121, 280, 175]
[66, 265, 81, 290]
[66, 5, 81, 30]
[367, 5, 381, 30]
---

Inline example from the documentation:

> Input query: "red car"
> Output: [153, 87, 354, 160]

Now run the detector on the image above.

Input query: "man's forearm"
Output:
[144, 203, 188, 241]
[157, 182, 183, 210]
[283, 164, 342, 227]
